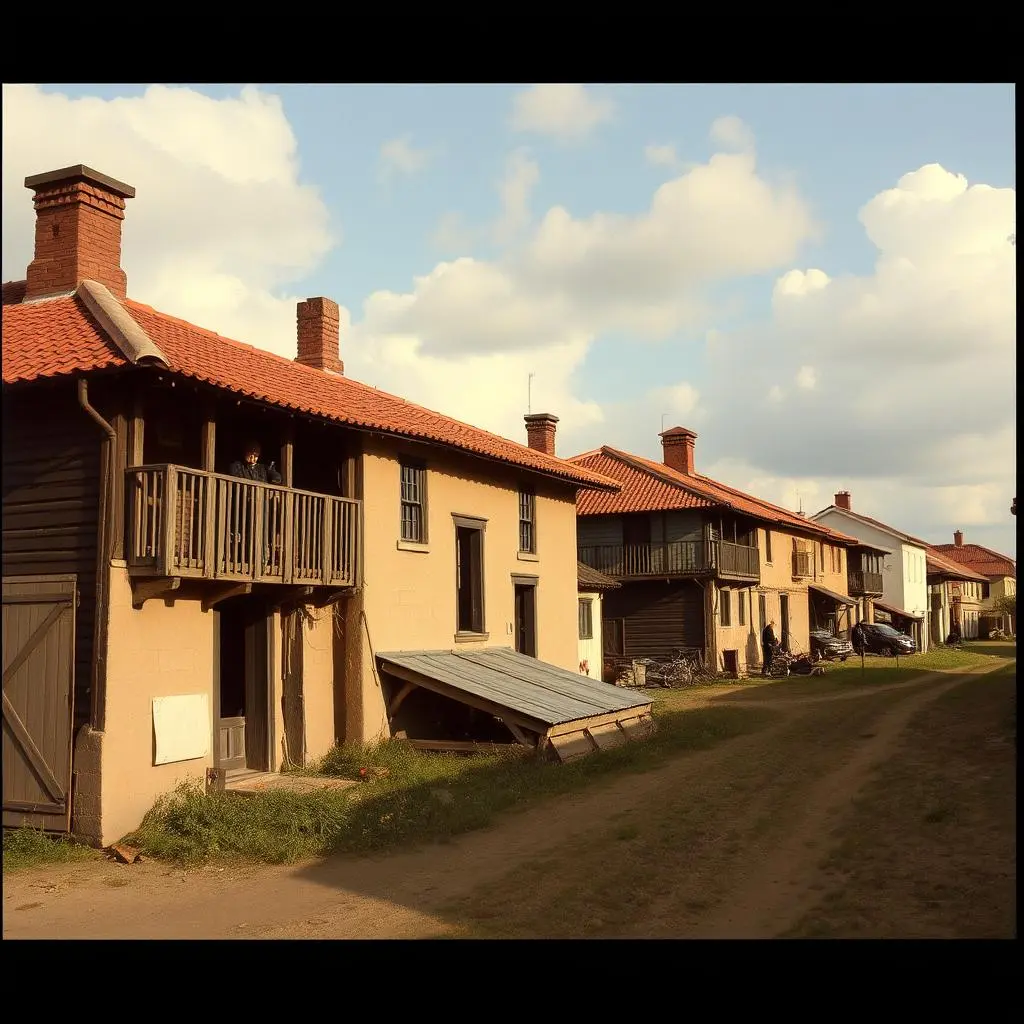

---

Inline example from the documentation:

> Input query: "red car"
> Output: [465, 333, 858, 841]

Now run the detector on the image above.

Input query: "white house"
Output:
[577, 562, 620, 681]
[811, 491, 930, 652]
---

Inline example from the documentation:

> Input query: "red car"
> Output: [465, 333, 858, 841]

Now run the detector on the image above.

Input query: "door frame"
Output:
[511, 573, 539, 658]
[212, 602, 276, 773]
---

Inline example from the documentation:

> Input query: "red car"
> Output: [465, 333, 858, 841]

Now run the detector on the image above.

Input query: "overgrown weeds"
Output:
[3, 827, 99, 873]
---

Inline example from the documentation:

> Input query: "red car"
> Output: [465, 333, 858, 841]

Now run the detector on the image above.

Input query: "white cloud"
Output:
[2, 83, 333, 357]
[710, 115, 755, 152]
[493, 148, 540, 245]
[768, 385, 785, 403]
[379, 135, 433, 179]
[795, 365, 817, 390]
[645, 143, 680, 167]
[509, 84, 614, 142]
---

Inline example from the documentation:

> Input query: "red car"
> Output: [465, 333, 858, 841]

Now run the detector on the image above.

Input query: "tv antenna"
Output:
[528, 373, 535, 414]
[661, 412, 668, 432]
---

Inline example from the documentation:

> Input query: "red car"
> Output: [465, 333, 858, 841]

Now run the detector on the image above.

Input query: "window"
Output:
[400, 461, 427, 542]
[454, 515, 486, 635]
[578, 598, 593, 639]
[738, 590, 747, 627]
[720, 589, 732, 627]
[819, 541, 825, 573]
[518, 489, 536, 553]
[758, 593, 767, 631]
[765, 529, 773, 563]
[982, 582, 990, 599]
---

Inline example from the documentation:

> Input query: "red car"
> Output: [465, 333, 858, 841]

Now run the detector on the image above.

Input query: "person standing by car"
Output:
[852, 620, 865, 653]
[761, 619, 778, 677]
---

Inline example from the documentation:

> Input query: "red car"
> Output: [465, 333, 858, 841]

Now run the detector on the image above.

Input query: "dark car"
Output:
[809, 629, 854, 662]
[853, 622, 917, 656]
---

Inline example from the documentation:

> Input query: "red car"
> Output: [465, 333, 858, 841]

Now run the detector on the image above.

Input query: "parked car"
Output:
[809, 629, 854, 662]
[853, 622, 916, 656]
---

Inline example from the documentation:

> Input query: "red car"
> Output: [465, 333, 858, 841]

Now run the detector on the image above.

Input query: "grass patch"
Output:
[810, 645, 1006, 688]
[3, 827, 99, 873]
[124, 703, 776, 867]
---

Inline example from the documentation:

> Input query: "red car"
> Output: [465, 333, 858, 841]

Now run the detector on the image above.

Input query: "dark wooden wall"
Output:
[603, 580, 705, 657]
[2, 381, 102, 728]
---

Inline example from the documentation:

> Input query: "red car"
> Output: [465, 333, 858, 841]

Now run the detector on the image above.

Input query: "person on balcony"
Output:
[761, 619, 778, 677]
[229, 441, 282, 484]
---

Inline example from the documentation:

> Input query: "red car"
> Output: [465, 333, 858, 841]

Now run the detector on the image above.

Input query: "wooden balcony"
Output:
[578, 539, 760, 583]
[125, 464, 360, 589]
[848, 569, 884, 597]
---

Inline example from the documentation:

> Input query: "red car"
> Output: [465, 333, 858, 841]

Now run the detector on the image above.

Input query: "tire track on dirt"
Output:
[690, 661, 1009, 939]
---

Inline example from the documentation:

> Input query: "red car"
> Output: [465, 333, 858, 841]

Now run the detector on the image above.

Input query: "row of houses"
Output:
[2, 164, 1015, 847]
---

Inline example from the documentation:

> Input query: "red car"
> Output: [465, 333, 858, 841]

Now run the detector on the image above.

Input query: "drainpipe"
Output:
[78, 378, 115, 732]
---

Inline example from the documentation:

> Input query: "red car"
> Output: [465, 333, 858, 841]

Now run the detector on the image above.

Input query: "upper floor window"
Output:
[765, 529, 773, 564]
[720, 589, 732, 627]
[518, 489, 536, 554]
[400, 461, 427, 543]
[578, 598, 593, 639]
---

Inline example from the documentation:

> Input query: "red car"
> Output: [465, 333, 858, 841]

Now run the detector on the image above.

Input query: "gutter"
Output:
[77, 378, 115, 733]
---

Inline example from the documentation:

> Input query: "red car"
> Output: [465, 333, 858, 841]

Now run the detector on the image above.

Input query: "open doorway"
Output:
[215, 594, 274, 774]
[779, 593, 791, 653]
[513, 576, 538, 657]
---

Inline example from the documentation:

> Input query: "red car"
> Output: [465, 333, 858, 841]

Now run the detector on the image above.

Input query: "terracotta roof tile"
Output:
[1, 291, 617, 492]
[932, 542, 1015, 579]
[571, 447, 858, 544]
[924, 548, 989, 582]
[1, 295, 125, 383]
[577, 561, 621, 590]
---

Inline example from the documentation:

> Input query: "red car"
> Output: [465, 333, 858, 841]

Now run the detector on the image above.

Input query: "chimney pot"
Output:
[953, 530, 963, 547]
[296, 297, 343, 375]
[660, 426, 697, 475]
[24, 165, 135, 300]
[524, 413, 558, 457]
[835, 491, 851, 511]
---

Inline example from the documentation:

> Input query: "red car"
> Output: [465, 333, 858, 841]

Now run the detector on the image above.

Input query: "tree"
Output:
[993, 594, 1016, 619]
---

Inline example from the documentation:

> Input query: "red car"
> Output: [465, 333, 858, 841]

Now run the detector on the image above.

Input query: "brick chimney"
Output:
[835, 491, 851, 510]
[24, 165, 136, 301]
[953, 530, 963, 547]
[660, 427, 697, 475]
[524, 413, 558, 456]
[296, 297, 344, 374]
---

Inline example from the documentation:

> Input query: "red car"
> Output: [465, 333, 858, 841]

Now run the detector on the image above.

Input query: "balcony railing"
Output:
[848, 569, 884, 596]
[578, 539, 759, 581]
[126, 464, 360, 588]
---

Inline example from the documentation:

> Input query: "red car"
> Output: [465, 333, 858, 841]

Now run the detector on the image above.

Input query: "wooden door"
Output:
[514, 584, 537, 657]
[779, 593, 791, 652]
[281, 609, 305, 768]
[2, 576, 76, 832]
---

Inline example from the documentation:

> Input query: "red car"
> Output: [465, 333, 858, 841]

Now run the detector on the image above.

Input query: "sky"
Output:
[2, 83, 1016, 559]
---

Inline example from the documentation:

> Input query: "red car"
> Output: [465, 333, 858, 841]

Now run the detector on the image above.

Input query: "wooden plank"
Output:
[387, 680, 416, 722]
[160, 465, 176, 576]
[281, 425, 294, 489]
[4, 798, 67, 815]
[282, 490, 294, 585]
[585, 722, 627, 751]
[2, 692, 67, 804]
[321, 498, 332, 585]
[504, 720, 536, 747]
[1, 601, 68, 687]
[547, 707, 652, 739]
[547, 731, 595, 762]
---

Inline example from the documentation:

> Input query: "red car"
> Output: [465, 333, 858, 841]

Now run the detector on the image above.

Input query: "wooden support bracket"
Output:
[130, 576, 181, 610]
[201, 582, 252, 613]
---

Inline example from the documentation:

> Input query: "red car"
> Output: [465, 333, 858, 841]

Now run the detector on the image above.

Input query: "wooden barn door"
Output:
[2, 575, 76, 832]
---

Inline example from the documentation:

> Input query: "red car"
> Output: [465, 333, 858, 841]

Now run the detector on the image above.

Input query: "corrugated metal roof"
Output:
[809, 583, 857, 607]
[376, 647, 650, 727]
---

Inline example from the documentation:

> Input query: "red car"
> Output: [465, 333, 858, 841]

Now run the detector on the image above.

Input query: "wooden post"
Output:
[129, 398, 145, 467]
[281, 423, 294, 489]
[161, 465, 177, 577]
[252, 485, 265, 581]
[201, 406, 216, 473]
[203, 471, 216, 576]
[321, 498, 332, 585]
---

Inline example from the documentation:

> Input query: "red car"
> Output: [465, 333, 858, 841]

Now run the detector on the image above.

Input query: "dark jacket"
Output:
[761, 624, 777, 652]
[228, 459, 282, 484]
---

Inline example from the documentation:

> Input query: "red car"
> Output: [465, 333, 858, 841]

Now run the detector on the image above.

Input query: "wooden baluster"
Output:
[162, 465, 177, 576]
[321, 497, 332, 585]
[252, 483, 264, 580]
[282, 488, 294, 585]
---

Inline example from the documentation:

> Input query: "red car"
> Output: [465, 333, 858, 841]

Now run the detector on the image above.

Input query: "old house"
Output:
[2, 164, 649, 847]
[570, 428, 860, 679]
[931, 531, 1015, 637]
[577, 562, 620, 680]
[922, 546, 989, 644]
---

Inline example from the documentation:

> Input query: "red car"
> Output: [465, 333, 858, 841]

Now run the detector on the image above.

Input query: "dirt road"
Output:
[4, 660, 1015, 939]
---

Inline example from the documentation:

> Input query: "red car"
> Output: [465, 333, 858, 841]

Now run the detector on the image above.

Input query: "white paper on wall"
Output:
[152, 694, 210, 765]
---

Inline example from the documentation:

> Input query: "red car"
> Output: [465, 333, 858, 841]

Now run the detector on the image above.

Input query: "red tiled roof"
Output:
[1, 290, 617, 492]
[571, 447, 859, 544]
[932, 542, 1015, 580]
[924, 548, 989, 583]
[572, 450, 716, 515]
[577, 561, 621, 590]
[1, 294, 125, 382]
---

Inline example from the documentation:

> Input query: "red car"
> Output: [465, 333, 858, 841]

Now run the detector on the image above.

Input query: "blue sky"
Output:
[4, 83, 1016, 557]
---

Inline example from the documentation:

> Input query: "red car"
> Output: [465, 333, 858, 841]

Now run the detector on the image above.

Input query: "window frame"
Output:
[518, 488, 536, 554]
[738, 589, 747, 627]
[399, 460, 428, 544]
[765, 529, 773, 564]
[720, 588, 732, 627]
[453, 514, 487, 638]
[578, 597, 594, 640]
